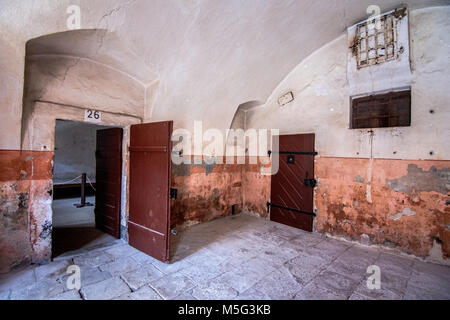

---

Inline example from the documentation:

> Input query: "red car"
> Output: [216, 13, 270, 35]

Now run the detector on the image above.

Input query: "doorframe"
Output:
[21, 99, 142, 263]
[50, 119, 130, 256]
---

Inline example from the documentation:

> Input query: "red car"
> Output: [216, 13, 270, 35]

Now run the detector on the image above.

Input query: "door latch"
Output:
[304, 179, 317, 188]
[287, 155, 295, 164]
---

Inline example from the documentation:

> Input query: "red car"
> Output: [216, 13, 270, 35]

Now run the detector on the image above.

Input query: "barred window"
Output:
[351, 90, 411, 129]
[355, 13, 397, 69]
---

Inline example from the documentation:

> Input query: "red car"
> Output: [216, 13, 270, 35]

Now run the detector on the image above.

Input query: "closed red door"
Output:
[270, 134, 316, 232]
[128, 121, 173, 263]
[95, 128, 123, 238]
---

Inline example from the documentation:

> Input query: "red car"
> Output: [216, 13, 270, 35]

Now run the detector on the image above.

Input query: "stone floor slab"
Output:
[0, 266, 36, 291]
[252, 268, 303, 300]
[294, 282, 349, 300]
[150, 273, 196, 300]
[73, 250, 115, 268]
[50, 290, 82, 300]
[99, 257, 141, 276]
[10, 279, 65, 300]
[121, 263, 165, 291]
[128, 285, 163, 300]
[104, 244, 140, 260]
[191, 281, 239, 300]
[34, 260, 72, 281]
[80, 277, 130, 300]
[314, 270, 359, 297]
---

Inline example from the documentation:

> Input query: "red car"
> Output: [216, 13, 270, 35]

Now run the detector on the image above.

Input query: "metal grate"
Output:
[351, 90, 411, 129]
[355, 13, 397, 68]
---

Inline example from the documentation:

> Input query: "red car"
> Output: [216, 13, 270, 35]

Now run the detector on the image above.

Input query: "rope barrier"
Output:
[55, 175, 96, 191]
[55, 175, 83, 185]
[86, 176, 97, 192]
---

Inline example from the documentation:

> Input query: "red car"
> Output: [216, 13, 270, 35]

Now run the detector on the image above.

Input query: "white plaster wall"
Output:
[54, 120, 111, 185]
[246, 6, 450, 161]
[1, 0, 448, 150]
[20, 55, 145, 151]
[24, 56, 145, 118]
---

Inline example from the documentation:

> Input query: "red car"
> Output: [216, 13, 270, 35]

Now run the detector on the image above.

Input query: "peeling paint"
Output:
[387, 165, 450, 196]
[242, 157, 271, 219]
[389, 207, 416, 221]
[0, 150, 53, 273]
[172, 162, 219, 177]
[171, 156, 243, 227]
[315, 157, 450, 259]
[39, 220, 52, 239]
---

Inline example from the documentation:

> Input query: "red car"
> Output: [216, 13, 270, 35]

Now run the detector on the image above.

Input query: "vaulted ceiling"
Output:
[2, 0, 448, 132]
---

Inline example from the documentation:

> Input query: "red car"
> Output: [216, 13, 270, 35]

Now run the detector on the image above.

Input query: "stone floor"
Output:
[1, 214, 449, 300]
[53, 197, 97, 228]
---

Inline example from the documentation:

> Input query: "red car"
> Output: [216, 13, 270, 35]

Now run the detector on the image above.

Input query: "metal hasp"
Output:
[267, 202, 316, 217]
[304, 178, 317, 188]
[287, 155, 295, 164]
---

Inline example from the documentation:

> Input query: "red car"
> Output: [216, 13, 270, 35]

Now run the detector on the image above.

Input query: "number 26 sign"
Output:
[85, 109, 102, 123]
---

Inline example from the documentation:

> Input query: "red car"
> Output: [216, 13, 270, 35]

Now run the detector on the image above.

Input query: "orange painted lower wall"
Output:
[242, 157, 271, 218]
[171, 157, 244, 228]
[1, 149, 448, 272]
[240, 156, 449, 261]
[0, 150, 54, 273]
[315, 157, 450, 259]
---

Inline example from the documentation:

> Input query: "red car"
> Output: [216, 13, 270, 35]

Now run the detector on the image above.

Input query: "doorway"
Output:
[52, 120, 123, 258]
[269, 134, 316, 232]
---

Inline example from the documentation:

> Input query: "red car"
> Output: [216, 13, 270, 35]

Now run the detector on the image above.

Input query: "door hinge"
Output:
[268, 150, 318, 156]
[266, 202, 316, 217]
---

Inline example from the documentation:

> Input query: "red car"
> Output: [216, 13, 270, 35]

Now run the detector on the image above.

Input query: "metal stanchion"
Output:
[74, 173, 94, 208]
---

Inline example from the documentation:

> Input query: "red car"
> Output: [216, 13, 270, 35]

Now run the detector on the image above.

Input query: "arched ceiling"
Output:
[2, 0, 449, 132]
[26, 29, 156, 85]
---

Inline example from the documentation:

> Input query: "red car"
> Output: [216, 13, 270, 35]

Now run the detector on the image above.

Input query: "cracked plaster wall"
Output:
[23, 56, 145, 120]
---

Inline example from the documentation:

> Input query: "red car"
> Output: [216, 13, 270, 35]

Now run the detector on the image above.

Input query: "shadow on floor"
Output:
[52, 226, 112, 258]
[168, 214, 267, 262]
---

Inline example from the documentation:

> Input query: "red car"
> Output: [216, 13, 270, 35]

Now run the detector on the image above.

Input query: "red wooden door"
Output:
[270, 134, 316, 232]
[95, 128, 123, 238]
[128, 121, 173, 263]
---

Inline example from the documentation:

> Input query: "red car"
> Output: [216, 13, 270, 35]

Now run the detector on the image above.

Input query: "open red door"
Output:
[128, 121, 173, 263]
[95, 128, 123, 238]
